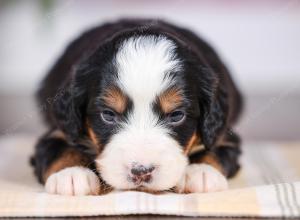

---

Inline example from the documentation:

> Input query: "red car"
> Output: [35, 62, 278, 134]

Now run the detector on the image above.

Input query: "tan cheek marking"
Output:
[86, 121, 102, 154]
[102, 86, 127, 113]
[87, 126, 99, 146]
[184, 132, 200, 155]
[200, 153, 224, 175]
[159, 88, 183, 113]
[44, 149, 90, 181]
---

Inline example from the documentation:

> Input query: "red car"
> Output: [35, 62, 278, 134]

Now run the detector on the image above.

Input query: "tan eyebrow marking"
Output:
[158, 87, 183, 113]
[101, 86, 127, 113]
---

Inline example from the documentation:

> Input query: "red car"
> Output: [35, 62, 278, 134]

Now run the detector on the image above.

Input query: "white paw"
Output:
[45, 167, 100, 196]
[176, 164, 228, 193]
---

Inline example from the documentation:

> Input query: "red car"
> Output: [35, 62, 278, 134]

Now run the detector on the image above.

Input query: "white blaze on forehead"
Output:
[97, 36, 187, 191]
[115, 35, 181, 127]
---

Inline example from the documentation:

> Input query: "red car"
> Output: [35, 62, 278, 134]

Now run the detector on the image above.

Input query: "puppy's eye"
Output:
[101, 110, 117, 124]
[168, 110, 185, 125]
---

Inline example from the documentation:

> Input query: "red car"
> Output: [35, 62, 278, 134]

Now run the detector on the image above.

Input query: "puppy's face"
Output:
[82, 36, 202, 191]
[82, 36, 201, 191]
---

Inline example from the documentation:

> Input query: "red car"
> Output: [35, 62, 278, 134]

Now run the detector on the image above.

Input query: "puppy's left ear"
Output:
[197, 68, 228, 149]
[53, 72, 88, 143]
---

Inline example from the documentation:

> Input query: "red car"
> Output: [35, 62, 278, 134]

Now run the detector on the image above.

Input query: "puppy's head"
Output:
[54, 32, 227, 192]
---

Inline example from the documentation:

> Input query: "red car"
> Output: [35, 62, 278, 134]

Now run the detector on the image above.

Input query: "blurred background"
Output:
[0, 0, 299, 141]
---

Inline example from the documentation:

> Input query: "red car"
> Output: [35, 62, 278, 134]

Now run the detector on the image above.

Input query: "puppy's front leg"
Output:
[177, 131, 241, 193]
[31, 130, 101, 196]
[176, 157, 228, 193]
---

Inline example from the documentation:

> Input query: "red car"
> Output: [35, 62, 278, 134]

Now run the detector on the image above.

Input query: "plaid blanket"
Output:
[0, 135, 299, 218]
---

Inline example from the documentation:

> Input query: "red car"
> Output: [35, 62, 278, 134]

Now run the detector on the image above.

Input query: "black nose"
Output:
[130, 164, 155, 184]
[131, 164, 155, 176]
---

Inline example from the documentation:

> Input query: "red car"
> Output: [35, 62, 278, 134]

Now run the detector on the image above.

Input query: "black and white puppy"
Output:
[31, 19, 243, 195]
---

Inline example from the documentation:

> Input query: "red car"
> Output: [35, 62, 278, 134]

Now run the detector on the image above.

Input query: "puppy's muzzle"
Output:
[128, 163, 155, 185]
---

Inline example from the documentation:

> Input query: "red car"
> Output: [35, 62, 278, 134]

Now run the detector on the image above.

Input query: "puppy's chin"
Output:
[95, 128, 188, 192]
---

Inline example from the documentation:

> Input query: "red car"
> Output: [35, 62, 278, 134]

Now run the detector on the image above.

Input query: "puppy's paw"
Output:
[176, 164, 228, 193]
[45, 166, 100, 196]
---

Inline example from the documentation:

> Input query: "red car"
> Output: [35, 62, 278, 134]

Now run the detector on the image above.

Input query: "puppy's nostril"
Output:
[131, 164, 155, 176]
[131, 167, 142, 176]
[148, 166, 155, 172]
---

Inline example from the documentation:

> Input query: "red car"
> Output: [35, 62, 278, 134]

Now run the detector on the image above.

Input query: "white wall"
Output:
[1, 0, 300, 96]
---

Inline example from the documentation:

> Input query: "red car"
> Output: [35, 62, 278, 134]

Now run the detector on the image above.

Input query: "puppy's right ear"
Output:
[51, 39, 113, 142]
[53, 76, 87, 143]
[196, 67, 229, 149]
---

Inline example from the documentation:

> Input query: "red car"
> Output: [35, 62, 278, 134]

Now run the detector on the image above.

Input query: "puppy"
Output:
[31, 19, 243, 195]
